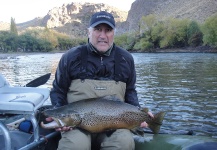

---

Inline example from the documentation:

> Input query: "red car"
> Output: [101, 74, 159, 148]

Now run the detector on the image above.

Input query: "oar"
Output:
[25, 73, 51, 87]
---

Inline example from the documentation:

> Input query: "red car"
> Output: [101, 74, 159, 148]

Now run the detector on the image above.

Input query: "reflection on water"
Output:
[133, 53, 217, 138]
[0, 52, 217, 138]
[0, 53, 62, 87]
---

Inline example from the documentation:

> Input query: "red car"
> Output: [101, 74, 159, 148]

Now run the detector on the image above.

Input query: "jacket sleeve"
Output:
[50, 53, 71, 107]
[124, 54, 140, 107]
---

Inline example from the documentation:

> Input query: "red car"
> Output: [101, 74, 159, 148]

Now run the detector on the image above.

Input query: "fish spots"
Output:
[42, 96, 165, 133]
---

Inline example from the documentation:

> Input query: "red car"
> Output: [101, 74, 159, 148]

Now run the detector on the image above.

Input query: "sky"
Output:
[0, 0, 135, 23]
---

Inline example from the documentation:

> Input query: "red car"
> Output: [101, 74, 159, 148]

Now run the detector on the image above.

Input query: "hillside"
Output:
[0, 0, 216, 37]
[126, 0, 217, 32]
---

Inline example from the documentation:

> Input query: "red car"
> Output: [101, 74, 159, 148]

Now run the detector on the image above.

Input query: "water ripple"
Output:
[1, 52, 217, 138]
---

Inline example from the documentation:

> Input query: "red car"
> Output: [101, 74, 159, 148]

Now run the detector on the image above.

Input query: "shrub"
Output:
[201, 13, 217, 47]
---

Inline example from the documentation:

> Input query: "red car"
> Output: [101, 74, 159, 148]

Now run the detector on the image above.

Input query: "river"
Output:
[0, 52, 217, 138]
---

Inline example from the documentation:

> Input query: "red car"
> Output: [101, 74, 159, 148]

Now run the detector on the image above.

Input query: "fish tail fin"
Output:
[149, 112, 166, 134]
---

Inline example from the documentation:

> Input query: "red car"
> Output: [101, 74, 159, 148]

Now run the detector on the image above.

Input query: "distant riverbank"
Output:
[1, 46, 217, 59]
[132, 46, 217, 53]
[0, 50, 65, 59]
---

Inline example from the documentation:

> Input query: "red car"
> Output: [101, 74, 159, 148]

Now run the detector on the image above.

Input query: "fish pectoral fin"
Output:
[139, 107, 149, 113]
[104, 129, 116, 137]
[131, 127, 145, 136]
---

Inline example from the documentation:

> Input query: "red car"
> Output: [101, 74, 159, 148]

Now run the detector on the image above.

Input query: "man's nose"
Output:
[99, 30, 107, 37]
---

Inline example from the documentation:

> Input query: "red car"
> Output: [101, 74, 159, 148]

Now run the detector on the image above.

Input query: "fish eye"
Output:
[61, 114, 66, 117]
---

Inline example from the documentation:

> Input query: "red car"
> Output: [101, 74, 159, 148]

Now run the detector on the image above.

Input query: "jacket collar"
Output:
[88, 41, 114, 56]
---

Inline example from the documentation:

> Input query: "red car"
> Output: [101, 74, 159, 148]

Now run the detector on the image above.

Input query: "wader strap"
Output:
[80, 46, 88, 80]
[114, 50, 121, 82]
[80, 45, 121, 82]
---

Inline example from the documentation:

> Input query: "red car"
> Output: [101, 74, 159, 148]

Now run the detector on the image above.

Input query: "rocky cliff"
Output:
[0, 0, 216, 37]
[17, 2, 127, 38]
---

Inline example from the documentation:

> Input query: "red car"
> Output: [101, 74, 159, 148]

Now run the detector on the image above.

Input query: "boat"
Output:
[0, 73, 61, 150]
[0, 73, 217, 150]
[134, 133, 217, 150]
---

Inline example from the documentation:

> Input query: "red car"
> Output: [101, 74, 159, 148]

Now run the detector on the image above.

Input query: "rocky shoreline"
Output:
[153, 46, 217, 53]
[131, 46, 217, 53]
[0, 46, 217, 59]
[0, 51, 65, 59]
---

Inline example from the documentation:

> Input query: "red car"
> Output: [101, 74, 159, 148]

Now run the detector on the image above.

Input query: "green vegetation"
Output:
[0, 13, 216, 53]
[115, 13, 217, 51]
[10, 18, 18, 36]
[114, 32, 137, 50]
[0, 20, 87, 53]
[201, 13, 217, 47]
[187, 21, 203, 47]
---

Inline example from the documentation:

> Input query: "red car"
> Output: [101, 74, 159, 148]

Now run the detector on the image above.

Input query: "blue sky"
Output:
[0, 0, 135, 23]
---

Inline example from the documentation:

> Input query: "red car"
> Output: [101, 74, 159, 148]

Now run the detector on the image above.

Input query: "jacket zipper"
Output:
[100, 56, 103, 65]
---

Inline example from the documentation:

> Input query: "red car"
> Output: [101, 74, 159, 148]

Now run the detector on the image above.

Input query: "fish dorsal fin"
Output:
[103, 95, 120, 101]
[139, 107, 149, 113]
[85, 95, 120, 102]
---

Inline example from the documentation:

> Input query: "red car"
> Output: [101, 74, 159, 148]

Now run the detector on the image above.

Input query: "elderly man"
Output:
[49, 11, 152, 150]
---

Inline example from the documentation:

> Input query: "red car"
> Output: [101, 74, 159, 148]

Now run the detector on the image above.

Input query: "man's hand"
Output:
[45, 117, 72, 132]
[140, 112, 154, 128]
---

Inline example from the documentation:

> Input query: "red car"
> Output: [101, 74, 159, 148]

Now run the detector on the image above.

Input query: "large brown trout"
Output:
[41, 96, 165, 134]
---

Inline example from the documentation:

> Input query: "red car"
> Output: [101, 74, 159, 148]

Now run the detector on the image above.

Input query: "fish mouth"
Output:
[41, 118, 65, 129]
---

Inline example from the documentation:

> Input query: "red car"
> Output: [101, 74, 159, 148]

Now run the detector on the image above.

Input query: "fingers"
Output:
[140, 121, 148, 128]
[55, 126, 73, 132]
[140, 112, 154, 128]
[148, 112, 154, 118]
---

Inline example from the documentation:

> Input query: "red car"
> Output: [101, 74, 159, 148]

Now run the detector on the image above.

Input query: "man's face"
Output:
[88, 23, 114, 53]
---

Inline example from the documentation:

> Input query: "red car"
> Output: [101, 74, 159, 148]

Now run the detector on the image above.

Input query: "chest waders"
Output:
[67, 47, 126, 103]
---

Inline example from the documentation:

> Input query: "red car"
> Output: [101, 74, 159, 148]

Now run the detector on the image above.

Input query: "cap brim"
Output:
[90, 21, 115, 29]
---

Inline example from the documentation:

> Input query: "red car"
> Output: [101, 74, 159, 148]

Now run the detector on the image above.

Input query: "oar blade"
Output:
[25, 73, 51, 87]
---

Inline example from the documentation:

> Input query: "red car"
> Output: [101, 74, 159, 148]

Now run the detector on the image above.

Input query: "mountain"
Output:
[126, 0, 217, 32]
[17, 2, 127, 38]
[0, 2, 127, 37]
[0, 22, 10, 31]
[0, 0, 216, 37]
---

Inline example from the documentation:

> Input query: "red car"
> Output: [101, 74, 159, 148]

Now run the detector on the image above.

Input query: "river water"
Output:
[0, 52, 217, 138]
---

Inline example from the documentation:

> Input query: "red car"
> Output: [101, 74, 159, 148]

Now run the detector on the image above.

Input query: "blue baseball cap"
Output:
[89, 11, 115, 29]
